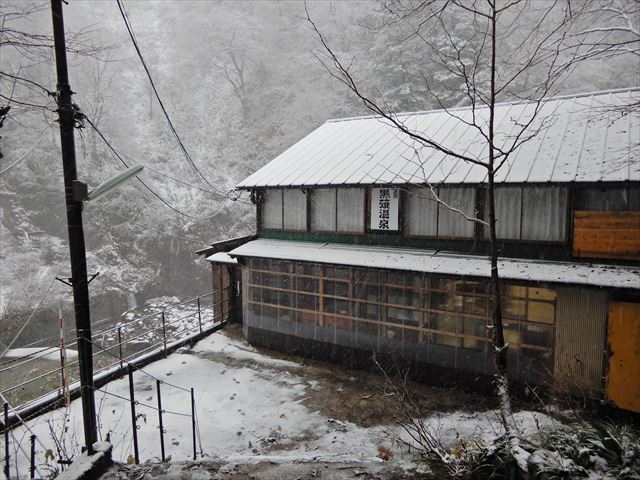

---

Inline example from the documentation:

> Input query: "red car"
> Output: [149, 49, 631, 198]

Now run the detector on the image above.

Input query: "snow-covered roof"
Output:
[229, 239, 640, 290]
[237, 88, 639, 188]
[2, 347, 78, 362]
[206, 252, 238, 265]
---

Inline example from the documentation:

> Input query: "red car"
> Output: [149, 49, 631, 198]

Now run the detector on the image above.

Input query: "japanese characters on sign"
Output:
[370, 188, 399, 231]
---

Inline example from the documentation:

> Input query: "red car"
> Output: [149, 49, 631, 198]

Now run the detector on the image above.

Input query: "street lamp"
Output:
[73, 165, 144, 202]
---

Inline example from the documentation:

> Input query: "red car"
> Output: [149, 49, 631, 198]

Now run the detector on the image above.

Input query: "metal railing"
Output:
[0, 288, 231, 432]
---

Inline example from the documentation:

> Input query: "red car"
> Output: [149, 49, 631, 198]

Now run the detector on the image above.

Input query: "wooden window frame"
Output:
[245, 260, 555, 354]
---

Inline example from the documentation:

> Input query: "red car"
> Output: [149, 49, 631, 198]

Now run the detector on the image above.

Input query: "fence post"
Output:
[59, 308, 66, 402]
[128, 366, 140, 465]
[117, 327, 124, 371]
[161, 312, 167, 357]
[197, 298, 202, 334]
[4, 403, 9, 480]
[29, 434, 36, 479]
[156, 380, 165, 462]
[191, 388, 196, 461]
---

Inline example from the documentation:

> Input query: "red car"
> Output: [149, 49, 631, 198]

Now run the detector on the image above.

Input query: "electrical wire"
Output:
[83, 114, 252, 205]
[82, 114, 240, 219]
[116, 0, 229, 197]
[0, 126, 49, 176]
[144, 164, 251, 204]
[89, 204, 208, 244]
[0, 266, 62, 360]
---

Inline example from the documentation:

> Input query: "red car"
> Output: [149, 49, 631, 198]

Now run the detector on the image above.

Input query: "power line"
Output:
[0, 266, 62, 360]
[82, 114, 232, 219]
[0, 126, 49, 176]
[116, 0, 229, 197]
[82, 114, 252, 206]
[144, 165, 252, 205]
[89, 204, 210, 244]
[139, 163, 253, 206]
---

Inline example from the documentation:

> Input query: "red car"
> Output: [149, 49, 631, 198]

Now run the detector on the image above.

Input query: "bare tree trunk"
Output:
[487, 4, 522, 469]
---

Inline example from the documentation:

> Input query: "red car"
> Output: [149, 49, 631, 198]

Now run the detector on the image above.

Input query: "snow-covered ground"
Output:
[3, 324, 556, 479]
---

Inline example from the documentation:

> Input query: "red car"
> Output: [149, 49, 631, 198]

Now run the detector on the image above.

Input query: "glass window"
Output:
[462, 317, 484, 350]
[333, 267, 351, 280]
[295, 276, 319, 293]
[283, 189, 307, 230]
[527, 287, 556, 324]
[325, 299, 350, 316]
[311, 189, 336, 231]
[523, 323, 553, 346]
[438, 187, 476, 238]
[337, 188, 365, 232]
[358, 302, 380, 321]
[502, 284, 555, 353]
[296, 292, 318, 311]
[295, 263, 320, 277]
[574, 187, 636, 211]
[504, 322, 521, 345]
[324, 280, 349, 298]
[405, 187, 438, 236]
[261, 189, 282, 229]
[485, 186, 522, 239]
[248, 286, 262, 303]
[434, 313, 460, 347]
[630, 187, 640, 210]
[521, 186, 568, 241]
[262, 288, 279, 305]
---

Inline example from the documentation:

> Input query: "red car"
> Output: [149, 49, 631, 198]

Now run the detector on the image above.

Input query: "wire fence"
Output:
[0, 291, 228, 413]
[0, 289, 231, 478]
[2, 369, 204, 479]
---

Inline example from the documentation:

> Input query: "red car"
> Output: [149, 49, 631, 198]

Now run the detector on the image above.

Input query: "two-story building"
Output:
[199, 88, 640, 412]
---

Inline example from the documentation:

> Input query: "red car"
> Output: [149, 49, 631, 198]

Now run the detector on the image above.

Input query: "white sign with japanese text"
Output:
[370, 188, 399, 231]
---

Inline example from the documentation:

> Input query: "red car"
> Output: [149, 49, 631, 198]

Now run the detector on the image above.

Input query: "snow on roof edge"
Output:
[229, 239, 640, 290]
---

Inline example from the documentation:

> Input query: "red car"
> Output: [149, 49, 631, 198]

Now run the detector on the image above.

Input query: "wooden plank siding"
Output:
[606, 302, 640, 413]
[573, 211, 640, 261]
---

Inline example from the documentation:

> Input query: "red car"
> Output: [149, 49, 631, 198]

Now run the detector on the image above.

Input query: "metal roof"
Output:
[229, 239, 640, 290]
[195, 235, 254, 257]
[237, 89, 639, 189]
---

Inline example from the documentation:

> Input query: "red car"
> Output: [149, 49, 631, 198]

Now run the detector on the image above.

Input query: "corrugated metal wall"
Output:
[555, 287, 608, 397]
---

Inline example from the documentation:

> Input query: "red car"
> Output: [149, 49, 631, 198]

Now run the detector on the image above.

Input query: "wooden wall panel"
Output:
[606, 302, 640, 413]
[573, 211, 640, 260]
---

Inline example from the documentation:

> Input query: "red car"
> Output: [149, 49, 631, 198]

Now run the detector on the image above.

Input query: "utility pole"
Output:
[50, 0, 97, 454]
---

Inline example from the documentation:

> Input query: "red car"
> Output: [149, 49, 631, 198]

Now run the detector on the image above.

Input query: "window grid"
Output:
[245, 259, 555, 353]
